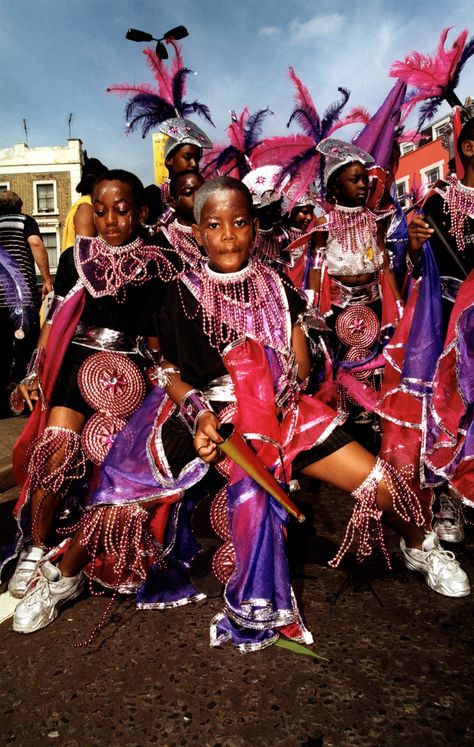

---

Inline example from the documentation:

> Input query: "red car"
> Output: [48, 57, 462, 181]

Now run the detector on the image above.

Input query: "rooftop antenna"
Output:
[22, 118, 28, 145]
[67, 113, 73, 139]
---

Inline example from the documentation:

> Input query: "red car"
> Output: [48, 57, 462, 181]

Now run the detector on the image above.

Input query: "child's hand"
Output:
[194, 411, 222, 463]
[408, 214, 434, 252]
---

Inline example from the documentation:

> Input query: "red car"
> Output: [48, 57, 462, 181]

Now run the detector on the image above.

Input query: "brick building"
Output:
[0, 139, 85, 274]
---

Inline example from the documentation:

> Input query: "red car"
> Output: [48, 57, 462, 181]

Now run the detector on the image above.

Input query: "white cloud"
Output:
[289, 13, 344, 44]
[258, 26, 282, 37]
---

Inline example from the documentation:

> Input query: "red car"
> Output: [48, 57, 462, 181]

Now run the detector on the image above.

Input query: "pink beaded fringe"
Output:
[329, 458, 424, 570]
[80, 504, 159, 589]
[75, 504, 161, 647]
[28, 426, 86, 497]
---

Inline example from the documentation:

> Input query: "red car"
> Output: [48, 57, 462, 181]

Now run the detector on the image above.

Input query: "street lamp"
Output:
[125, 25, 189, 59]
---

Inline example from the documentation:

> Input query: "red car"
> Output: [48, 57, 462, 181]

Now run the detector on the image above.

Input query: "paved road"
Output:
[0, 418, 473, 746]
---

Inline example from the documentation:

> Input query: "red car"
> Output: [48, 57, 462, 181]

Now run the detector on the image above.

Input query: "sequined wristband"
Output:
[178, 390, 214, 435]
[44, 295, 64, 324]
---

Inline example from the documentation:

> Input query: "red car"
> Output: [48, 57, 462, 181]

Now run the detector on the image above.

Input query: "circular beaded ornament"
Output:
[78, 351, 145, 417]
[81, 411, 127, 465]
[335, 304, 380, 348]
[212, 539, 236, 584]
[209, 487, 230, 541]
[343, 346, 373, 380]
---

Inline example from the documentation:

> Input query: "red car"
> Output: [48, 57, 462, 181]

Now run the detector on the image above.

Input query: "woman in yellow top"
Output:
[61, 156, 106, 251]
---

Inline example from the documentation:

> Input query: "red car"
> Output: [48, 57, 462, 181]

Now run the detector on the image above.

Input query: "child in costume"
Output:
[147, 118, 213, 231]
[292, 139, 403, 447]
[153, 169, 205, 269]
[242, 166, 311, 293]
[4, 169, 178, 606]
[379, 116, 474, 542]
[12, 178, 469, 646]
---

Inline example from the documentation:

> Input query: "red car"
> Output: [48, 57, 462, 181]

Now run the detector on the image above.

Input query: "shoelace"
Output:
[23, 573, 52, 606]
[425, 547, 458, 574]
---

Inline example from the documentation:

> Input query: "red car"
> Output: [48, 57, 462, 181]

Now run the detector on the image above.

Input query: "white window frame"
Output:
[395, 176, 410, 210]
[0, 181, 10, 191]
[420, 160, 444, 187]
[432, 116, 450, 141]
[33, 180, 58, 215]
[400, 142, 415, 156]
[38, 229, 60, 274]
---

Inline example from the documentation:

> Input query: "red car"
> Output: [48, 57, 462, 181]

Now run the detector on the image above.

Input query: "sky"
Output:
[0, 0, 473, 186]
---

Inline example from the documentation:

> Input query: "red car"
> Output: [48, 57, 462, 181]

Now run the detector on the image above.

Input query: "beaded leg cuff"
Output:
[27, 426, 86, 498]
[79, 504, 161, 589]
[329, 458, 424, 569]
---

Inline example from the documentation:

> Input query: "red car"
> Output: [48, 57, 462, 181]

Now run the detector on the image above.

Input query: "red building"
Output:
[395, 115, 452, 210]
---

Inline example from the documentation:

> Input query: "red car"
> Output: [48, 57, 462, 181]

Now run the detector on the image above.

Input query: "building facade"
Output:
[0, 139, 85, 273]
[395, 115, 452, 211]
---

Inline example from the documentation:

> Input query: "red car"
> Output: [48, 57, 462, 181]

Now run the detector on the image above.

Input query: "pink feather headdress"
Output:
[390, 27, 474, 129]
[201, 107, 273, 179]
[251, 67, 368, 206]
[107, 40, 213, 138]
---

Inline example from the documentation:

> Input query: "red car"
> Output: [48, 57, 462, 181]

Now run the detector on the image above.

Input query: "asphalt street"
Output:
[0, 416, 473, 747]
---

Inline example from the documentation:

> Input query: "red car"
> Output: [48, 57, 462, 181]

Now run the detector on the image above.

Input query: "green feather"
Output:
[275, 638, 328, 661]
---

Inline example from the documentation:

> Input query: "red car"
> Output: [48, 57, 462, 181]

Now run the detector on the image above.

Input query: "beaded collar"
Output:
[179, 260, 292, 352]
[440, 176, 474, 254]
[163, 220, 203, 269]
[252, 226, 299, 263]
[74, 235, 177, 301]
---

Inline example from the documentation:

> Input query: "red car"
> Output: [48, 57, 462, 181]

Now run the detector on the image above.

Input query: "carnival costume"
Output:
[76, 258, 423, 651]
[1, 235, 178, 577]
[377, 177, 474, 508]
[288, 140, 401, 425]
[158, 219, 204, 269]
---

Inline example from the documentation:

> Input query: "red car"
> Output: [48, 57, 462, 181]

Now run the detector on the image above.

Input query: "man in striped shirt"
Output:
[0, 190, 52, 415]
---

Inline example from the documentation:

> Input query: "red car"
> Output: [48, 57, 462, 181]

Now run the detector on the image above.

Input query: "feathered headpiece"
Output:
[251, 67, 369, 204]
[389, 27, 474, 129]
[0, 246, 36, 338]
[201, 107, 273, 179]
[107, 40, 214, 138]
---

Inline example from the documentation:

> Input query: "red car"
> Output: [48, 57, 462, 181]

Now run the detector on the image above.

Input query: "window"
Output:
[34, 181, 57, 214]
[42, 232, 59, 274]
[395, 178, 410, 210]
[400, 142, 415, 156]
[0, 182, 10, 192]
[432, 117, 450, 141]
[420, 160, 444, 188]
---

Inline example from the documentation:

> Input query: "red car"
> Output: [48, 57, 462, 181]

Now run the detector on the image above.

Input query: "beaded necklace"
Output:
[443, 176, 474, 254]
[252, 226, 296, 263]
[179, 260, 291, 351]
[328, 204, 378, 255]
[75, 235, 177, 301]
[163, 221, 203, 268]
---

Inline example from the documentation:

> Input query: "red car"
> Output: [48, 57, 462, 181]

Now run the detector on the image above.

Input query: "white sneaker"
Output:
[8, 545, 44, 598]
[433, 493, 465, 543]
[12, 561, 84, 634]
[400, 532, 470, 598]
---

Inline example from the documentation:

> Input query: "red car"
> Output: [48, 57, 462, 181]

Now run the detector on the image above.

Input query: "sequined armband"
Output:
[178, 390, 214, 435]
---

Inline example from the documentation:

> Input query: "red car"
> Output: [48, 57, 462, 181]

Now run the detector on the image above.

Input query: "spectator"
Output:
[0, 190, 52, 415]
[61, 154, 107, 250]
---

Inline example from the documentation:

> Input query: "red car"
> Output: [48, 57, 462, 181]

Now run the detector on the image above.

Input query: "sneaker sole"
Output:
[12, 581, 85, 634]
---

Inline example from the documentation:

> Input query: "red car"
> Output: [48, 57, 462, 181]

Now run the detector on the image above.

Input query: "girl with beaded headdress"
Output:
[289, 138, 403, 451]
[13, 177, 469, 645]
[3, 170, 180, 613]
[107, 42, 214, 232]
